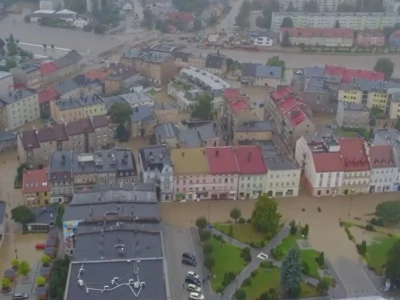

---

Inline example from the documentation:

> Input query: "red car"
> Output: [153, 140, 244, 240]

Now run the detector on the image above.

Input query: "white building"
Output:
[0, 90, 39, 131]
[0, 72, 14, 96]
[271, 12, 400, 33]
[368, 145, 397, 193]
[73, 16, 90, 28]
[253, 36, 273, 47]
[55, 9, 77, 22]
[138, 145, 174, 201]
[278, 0, 356, 12]
[39, 0, 60, 10]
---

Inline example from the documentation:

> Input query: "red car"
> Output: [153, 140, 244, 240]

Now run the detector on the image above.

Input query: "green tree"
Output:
[281, 247, 302, 296]
[335, 20, 340, 28]
[41, 255, 51, 266]
[369, 117, 376, 127]
[65, 0, 87, 13]
[235, 288, 247, 300]
[195, 217, 208, 229]
[94, 23, 106, 34]
[255, 16, 268, 28]
[251, 194, 281, 235]
[289, 220, 297, 235]
[266, 56, 286, 76]
[11, 258, 19, 269]
[235, 0, 252, 29]
[374, 58, 394, 79]
[301, 223, 309, 238]
[230, 208, 241, 222]
[303, 0, 318, 12]
[142, 9, 153, 29]
[191, 94, 213, 120]
[107, 102, 133, 125]
[375, 200, 400, 225]
[281, 17, 293, 28]
[172, 0, 209, 14]
[386, 238, 400, 281]
[36, 276, 46, 286]
[11, 205, 35, 224]
[19, 261, 31, 277]
[281, 31, 291, 47]
[268, 288, 278, 300]
[203, 242, 213, 254]
[204, 255, 216, 269]
[317, 277, 330, 295]
[262, 0, 279, 29]
[1, 278, 10, 290]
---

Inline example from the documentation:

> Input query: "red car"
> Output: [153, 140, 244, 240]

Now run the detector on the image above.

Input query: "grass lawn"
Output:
[242, 267, 321, 300]
[208, 236, 247, 291]
[147, 89, 157, 96]
[213, 223, 267, 245]
[334, 128, 358, 138]
[365, 236, 397, 275]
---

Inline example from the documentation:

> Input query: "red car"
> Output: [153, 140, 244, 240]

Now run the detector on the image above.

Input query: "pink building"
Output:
[356, 29, 385, 47]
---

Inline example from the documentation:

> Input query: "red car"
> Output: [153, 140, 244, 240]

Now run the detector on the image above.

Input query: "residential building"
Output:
[389, 93, 400, 119]
[119, 91, 154, 108]
[104, 66, 139, 94]
[47, 151, 74, 203]
[10, 64, 41, 89]
[278, 0, 356, 12]
[0, 89, 39, 131]
[266, 86, 315, 149]
[0, 102, 6, 131]
[38, 87, 60, 118]
[280, 28, 354, 47]
[121, 49, 175, 85]
[271, 12, 400, 33]
[0, 72, 13, 95]
[26, 206, 58, 232]
[368, 145, 397, 193]
[173, 51, 190, 71]
[302, 76, 332, 113]
[0, 131, 16, 153]
[224, 97, 258, 139]
[154, 103, 179, 124]
[336, 101, 370, 128]
[154, 122, 179, 148]
[188, 53, 206, 69]
[138, 145, 174, 201]
[389, 30, 400, 47]
[22, 168, 50, 206]
[384, 0, 400, 13]
[129, 105, 156, 138]
[264, 157, 300, 197]
[241, 63, 282, 87]
[179, 123, 220, 148]
[356, 30, 385, 47]
[17, 115, 110, 167]
[51, 94, 106, 123]
[53, 79, 80, 99]
[253, 36, 273, 47]
[53, 50, 82, 79]
[73, 16, 90, 28]
[72, 74, 103, 96]
[205, 53, 227, 76]
[234, 121, 273, 145]
[235, 146, 266, 199]
[167, 12, 195, 30]
[40, 62, 58, 86]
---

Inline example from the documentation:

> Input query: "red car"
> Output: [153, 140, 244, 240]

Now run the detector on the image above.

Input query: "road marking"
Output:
[257, 253, 268, 260]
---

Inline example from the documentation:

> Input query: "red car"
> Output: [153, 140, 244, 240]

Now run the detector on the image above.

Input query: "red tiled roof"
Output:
[224, 88, 240, 102]
[36, 124, 68, 143]
[168, 12, 194, 23]
[369, 145, 395, 168]
[84, 69, 110, 81]
[38, 87, 60, 105]
[312, 152, 343, 173]
[235, 146, 267, 174]
[390, 29, 400, 38]
[65, 118, 94, 136]
[40, 62, 58, 76]
[229, 99, 249, 116]
[339, 139, 370, 171]
[270, 86, 296, 101]
[324, 65, 385, 84]
[91, 115, 109, 128]
[285, 110, 306, 126]
[281, 27, 353, 38]
[22, 168, 50, 194]
[206, 147, 239, 174]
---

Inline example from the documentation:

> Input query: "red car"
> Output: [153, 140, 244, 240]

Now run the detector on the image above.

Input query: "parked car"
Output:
[185, 276, 201, 286]
[187, 284, 201, 293]
[182, 252, 196, 261]
[35, 243, 47, 250]
[187, 271, 200, 279]
[182, 257, 197, 266]
[13, 294, 28, 300]
[189, 292, 204, 300]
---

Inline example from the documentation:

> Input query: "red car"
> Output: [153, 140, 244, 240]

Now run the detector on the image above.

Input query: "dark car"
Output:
[185, 275, 201, 286]
[182, 257, 197, 266]
[182, 252, 196, 261]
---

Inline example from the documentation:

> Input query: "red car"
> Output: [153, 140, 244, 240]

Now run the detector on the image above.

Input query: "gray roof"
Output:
[55, 97, 81, 110]
[179, 123, 217, 147]
[304, 66, 325, 79]
[341, 102, 369, 111]
[205, 54, 225, 69]
[49, 151, 74, 181]
[15, 63, 40, 73]
[54, 79, 79, 95]
[154, 102, 177, 111]
[53, 50, 82, 69]
[121, 91, 154, 106]
[0, 89, 36, 104]
[235, 121, 273, 132]
[28, 206, 58, 225]
[154, 123, 179, 140]
[122, 49, 171, 63]
[0, 201, 5, 224]
[130, 105, 155, 123]
[149, 43, 184, 53]
[242, 63, 282, 79]
[173, 51, 190, 62]
[139, 145, 172, 172]
[264, 157, 297, 170]
[350, 78, 400, 93]
[374, 129, 400, 166]
[104, 95, 127, 110]
[304, 76, 329, 93]
[0, 131, 16, 142]
[65, 259, 167, 300]
[71, 189, 158, 205]
[73, 226, 163, 260]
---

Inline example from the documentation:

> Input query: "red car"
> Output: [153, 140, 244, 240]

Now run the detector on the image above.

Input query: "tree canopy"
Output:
[375, 200, 400, 225]
[303, 0, 318, 12]
[266, 56, 286, 75]
[261, 0, 280, 29]
[230, 208, 241, 221]
[281, 17, 293, 28]
[195, 217, 208, 229]
[235, 0, 252, 29]
[107, 102, 133, 125]
[251, 194, 281, 236]
[172, 0, 209, 14]
[65, 0, 87, 13]
[374, 58, 394, 79]
[191, 94, 213, 120]
[18, 261, 31, 277]
[11, 205, 35, 224]
[386, 238, 400, 281]
[281, 31, 291, 47]
[280, 247, 302, 297]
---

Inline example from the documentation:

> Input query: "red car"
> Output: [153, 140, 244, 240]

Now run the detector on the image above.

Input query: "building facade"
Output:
[356, 30, 385, 47]
[368, 145, 397, 193]
[280, 28, 354, 47]
[0, 72, 13, 96]
[10, 64, 41, 89]
[336, 101, 370, 128]
[22, 168, 50, 206]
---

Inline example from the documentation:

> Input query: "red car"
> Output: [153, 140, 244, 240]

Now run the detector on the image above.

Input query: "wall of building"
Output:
[5, 94, 40, 131]
[264, 169, 300, 197]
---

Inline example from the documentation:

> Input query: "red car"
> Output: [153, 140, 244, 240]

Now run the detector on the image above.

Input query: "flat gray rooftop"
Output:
[66, 259, 167, 300]
[71, 189, 157, 205]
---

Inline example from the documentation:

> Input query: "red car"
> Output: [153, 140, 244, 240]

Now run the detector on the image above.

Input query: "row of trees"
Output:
[235, 0, 252, 29]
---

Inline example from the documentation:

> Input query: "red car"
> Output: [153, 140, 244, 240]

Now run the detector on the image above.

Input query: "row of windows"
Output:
[176, 186, 235, 192]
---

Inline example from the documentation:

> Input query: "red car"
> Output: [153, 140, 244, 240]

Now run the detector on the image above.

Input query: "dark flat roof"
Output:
[66, 259, 167, 300]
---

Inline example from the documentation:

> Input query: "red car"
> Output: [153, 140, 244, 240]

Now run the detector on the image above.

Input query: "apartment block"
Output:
[0, 72, 13, 95]
[278, 0, 356, 12]
[280, 28, 354, 47]
[368, 145, 397, 193]
[22, 168, 50, 207]
[10, 64, 41, 89]
[356, 29, 385, 47]
[336, 102, 369, 128]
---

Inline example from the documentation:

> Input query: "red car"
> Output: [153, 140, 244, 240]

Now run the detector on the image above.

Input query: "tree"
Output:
[235, 0, 251, 29]
[191, 94, 213, 120]
[230, 208, 241, 222]
[1, 278, 10, 290]
[172, 0, 209, 14]
[289, 220, 297, 235]
[94, 23, 106, 34]
[335, 20, 340, 28]
[369, 117, 376, 127]
[281, 31, 291, 47]
[11, 205, 35, 224]
[303, 0, 318, 12]
[301, 223, 309, 238]
[317, 277, 330, 295]
[281, 247, 302, 296]
[262, 0, 279, 29]
[251, 194, 281, 236]
[375, 200, 400, 225]
[266, 56, 286, 75]
[386, 238, 400, 281]
[286, 2, 297, 11]
[281, 17, 293, 28]
[108, 102, 132, 125]
[374, 58, 394, 79]
[255, 16, 268, 28]
[195, 217, 208, 230]
[6, 40, 18, 56]
[65, 0, 87, 13]
[36, 276, 46, 286]
[41, 255, 51, 266]
[9, 34, 14, 43]
[204, 255, 216, 269]
[142, 9, 153, 29]
[11, 258, 19, 269]
[19, 261, 31, 277]
[235, 289, 247, 300]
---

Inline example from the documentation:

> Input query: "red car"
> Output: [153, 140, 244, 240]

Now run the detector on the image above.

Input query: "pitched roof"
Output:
[91, 115, 109, 128]
[312, 152, 343, 173]
[224, 88, 241, 102]
[358, 29, 384, 37]
[171, 148, 209, 174]
[235, 146, 267, 174]
[205, 54, 224, 69]
[36, 124, 69, 142]
[40, 62, 58, 76]
[84, 69, 110, 81]
[206, 147, 239, 174]
[38, 87, 60, 104]
[324, 65, 384, 84]
[369, 145, 396, 168]
[281, 27, 353, 38]
[22, 168, 50, 193]
[270, 86, 296, 101]
[54, 79, 79, 95]
[65, 118, 94, 136]
[339, 139, 370, 171]
[229, 99, 249, 116]
[167, 12, 194, 23]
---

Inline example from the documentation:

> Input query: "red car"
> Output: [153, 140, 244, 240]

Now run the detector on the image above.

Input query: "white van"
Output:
[189, 292, 204, 300]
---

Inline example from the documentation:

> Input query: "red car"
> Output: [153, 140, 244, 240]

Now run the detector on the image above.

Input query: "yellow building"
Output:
[234, 121, 273, 145]
[367, 92, 387, 110]
[22, 168, 50, 206]
[337, 87, 363, 104]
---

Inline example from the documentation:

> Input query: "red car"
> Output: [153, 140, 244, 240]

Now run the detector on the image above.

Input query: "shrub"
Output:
[246, 218, 251, 223]
[204, 255, 216, 270]
[271, 247, 283, 260]
[356, 240, 367, 255]
[315, 251, 325, 267]
[36, 276, 46, 286]
[260, 261, 273, 268]
[222, 272, 236, 287]
[242, 277, 252, 286]
[302, 261, 310, 275]
[202, 242, 213, 255]
[213, 234, 224, 242]
[260, 292, 270, 300]
[216, 286, 224, 294]
[250, 269, 259, 277]
[1, 278, 10, 290]
[235, 288, 246, 300]
[238, 217, 246, 224]
[289, 220, 297, 236]
[195, 217, 208, 230]
[41, 255, 51, 266]
[199, 230, 211, 241]
[240, 247, 252, 263]
[370, 218, 384, 227]
[344, 227, 355, 241]
[365, 224, 375, 231]
[228, 224, 234, 237]
[269, 288, 278, 300]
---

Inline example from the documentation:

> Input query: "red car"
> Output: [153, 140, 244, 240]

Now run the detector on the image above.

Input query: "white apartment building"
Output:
[271, 12, 400, 33]
[0, 72, 14, 96]
[0, 89, 39, 131]
[138, 145, 174, 201]
[368, 145, 397, 193]
[264, 158, 300, 197]
[278, 0, 356, 12]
